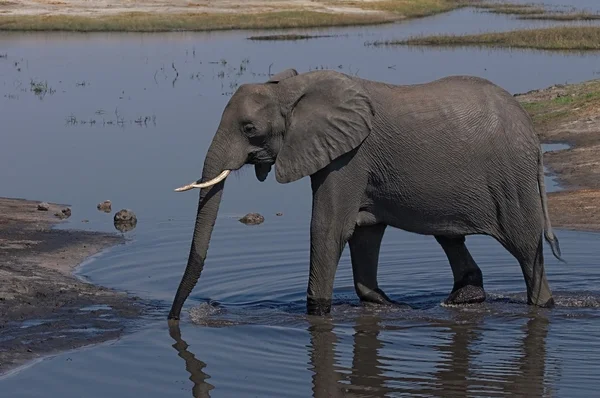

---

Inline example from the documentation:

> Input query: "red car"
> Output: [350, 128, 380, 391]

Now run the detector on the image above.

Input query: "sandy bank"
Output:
[0, 198, 144, 375]
[515, 80, 600, 232]
[0, 0, 471, 31]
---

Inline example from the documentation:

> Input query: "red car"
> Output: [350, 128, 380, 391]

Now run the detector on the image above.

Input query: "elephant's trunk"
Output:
[168, 134, 239, 320]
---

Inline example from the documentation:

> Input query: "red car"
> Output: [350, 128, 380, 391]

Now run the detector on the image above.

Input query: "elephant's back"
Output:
[363, 77, 540, 220]
[368, 76, 538, 162]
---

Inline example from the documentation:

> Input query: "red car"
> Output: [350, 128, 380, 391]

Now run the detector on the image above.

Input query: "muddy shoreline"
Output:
[0, 198, 146, 375]
[515, 80, 600, 232]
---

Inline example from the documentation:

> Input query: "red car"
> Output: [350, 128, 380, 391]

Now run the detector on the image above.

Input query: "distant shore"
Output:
[0, 0, 478, 32]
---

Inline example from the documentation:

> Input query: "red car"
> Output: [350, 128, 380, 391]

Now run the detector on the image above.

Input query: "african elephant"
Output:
[167, 68, 564, 320]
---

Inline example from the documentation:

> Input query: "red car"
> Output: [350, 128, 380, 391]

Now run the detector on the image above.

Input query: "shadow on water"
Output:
[169, 321, 215, 398]
[168, 308, 553, 397]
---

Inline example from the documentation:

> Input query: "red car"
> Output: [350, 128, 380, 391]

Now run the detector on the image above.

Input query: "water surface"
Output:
[1, 6, 600, 397]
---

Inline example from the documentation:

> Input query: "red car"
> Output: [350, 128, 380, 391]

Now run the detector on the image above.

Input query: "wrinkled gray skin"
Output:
[168, 69, 564, 320]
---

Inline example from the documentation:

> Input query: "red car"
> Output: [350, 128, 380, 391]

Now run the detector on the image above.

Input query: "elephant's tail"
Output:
[537, 146, 566, 264]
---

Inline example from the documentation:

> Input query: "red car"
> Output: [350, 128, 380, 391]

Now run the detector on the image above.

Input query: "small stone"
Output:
[276, 212, 283, 216]
[54, 208, 71, 220]
[239, 213, 264, 225]
[97, 200, 112, 213]
[114, 209, 137, 232]
[114, 209, 136, 222]
[37, 202, 49, 211]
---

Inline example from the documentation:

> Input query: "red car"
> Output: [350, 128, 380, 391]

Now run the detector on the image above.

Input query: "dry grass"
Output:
[0, 0, 478, 31]
[518, 12, 600, 21]
[0, 11, 398, 32]
[369, 26, 600, 51]
[329, 0, 474, 18]
[517, 80, 600, 128]
[472, 3, 546, 15]
[247, 33, 337, 41]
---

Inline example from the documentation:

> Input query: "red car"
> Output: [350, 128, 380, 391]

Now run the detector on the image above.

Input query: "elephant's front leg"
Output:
[435, 235, 486, 305]
[349, 224, 395, 306]
[306, 210, 351, 316]
[306, 163, 366, 315]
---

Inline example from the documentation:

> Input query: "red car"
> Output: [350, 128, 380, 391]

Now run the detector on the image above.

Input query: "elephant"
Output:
[167, 68, 564, 320]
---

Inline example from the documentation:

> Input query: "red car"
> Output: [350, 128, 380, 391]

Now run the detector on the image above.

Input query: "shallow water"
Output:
[1, 5, 600, 397]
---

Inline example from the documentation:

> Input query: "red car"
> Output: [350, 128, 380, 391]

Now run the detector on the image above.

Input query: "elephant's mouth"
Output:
[254, 163, 272, 182]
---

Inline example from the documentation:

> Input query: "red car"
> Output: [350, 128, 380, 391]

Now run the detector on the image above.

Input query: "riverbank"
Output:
[0, 0, 479, 32]
[0, 198, 145, 375]
[370, 26, 600, 51]
[515, 79, 600, 232]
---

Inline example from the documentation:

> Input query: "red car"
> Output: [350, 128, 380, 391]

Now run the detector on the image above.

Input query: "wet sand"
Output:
[515, 79, 600, 231]
[0, 198, 144, 374]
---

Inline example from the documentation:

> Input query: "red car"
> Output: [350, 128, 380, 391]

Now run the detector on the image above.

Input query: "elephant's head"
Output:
[168, 69, 374, 320]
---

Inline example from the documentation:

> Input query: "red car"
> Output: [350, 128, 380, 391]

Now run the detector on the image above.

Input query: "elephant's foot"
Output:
[531, 297, 555, 308]
[528, 289, 555, 308]
[307, 297, 332, 316]
[444, 285, 486, 305]
[357, 286, 396, 306]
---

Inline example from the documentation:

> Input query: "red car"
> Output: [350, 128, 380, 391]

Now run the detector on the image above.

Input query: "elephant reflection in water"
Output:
[168, 320, 214, 398]
[308, 311, 553, 397]
[167, 311, 552, 398]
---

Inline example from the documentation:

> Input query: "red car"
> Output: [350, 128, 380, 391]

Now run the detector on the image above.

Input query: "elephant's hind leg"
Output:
[349, 224, 395, 305]
[498, 227, 554, 307]
[435, 235, 486, 305]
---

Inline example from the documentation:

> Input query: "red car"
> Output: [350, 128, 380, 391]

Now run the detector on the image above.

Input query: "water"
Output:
[1, 5, 600, 397]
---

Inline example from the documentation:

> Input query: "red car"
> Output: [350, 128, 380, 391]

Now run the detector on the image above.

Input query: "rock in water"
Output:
[54, 208, 72, 219]
[114, 209, 137, 232]
[97, 200, 112, 213]
[239, 213, 264, 225]
[114, 209, 136, 222]
[37, 202, 49, 211]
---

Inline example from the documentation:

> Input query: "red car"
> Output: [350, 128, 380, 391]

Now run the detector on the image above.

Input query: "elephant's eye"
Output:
[243, 123, 256, 135]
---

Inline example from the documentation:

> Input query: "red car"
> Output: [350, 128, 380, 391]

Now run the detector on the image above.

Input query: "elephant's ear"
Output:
[267, 68, 298, 83]
[275, 72, 374, 184]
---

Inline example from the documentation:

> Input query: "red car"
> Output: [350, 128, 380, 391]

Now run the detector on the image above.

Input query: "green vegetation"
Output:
[517, 80, 600, 127]
[29, 79, 55, 98]
[247, 34, 337, 41]
[0, 11, 396, 32]
[368, 26, 600, 51]
[472, 3, 546, 15]
[471, 2, 600, 21]
[335, 0, 474, 18]
[518, 12, 600, 21]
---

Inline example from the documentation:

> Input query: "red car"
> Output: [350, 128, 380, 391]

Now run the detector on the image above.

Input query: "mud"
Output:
[515, 80, 600, 231]
[0, 198, 145, 375]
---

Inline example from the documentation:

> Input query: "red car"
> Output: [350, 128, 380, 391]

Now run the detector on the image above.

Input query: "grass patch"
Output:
[29, 79, 55, 98]
[0, 0, 477, 31]
[472, 3, 546, 15]
[330, 0, 474, 18]
[518, 80, 600, 127]
[247, 34, 339, 41]
[518, 12, 600, 21]
[0, 11, 400, 32]
[368, 26, 600, 51]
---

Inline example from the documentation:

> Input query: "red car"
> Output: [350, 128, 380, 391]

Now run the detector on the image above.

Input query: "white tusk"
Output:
[174, 170, 231, 192]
